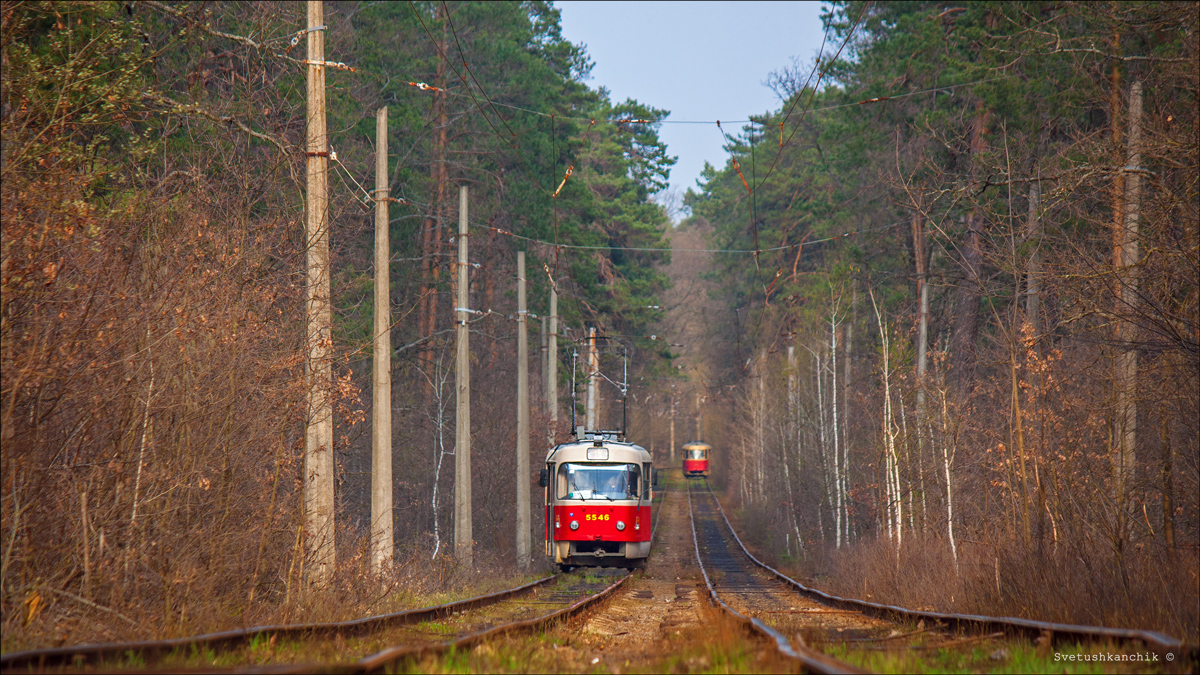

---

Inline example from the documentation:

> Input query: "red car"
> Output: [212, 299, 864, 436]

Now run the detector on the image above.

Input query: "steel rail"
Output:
[2, 468, 670, 673]
[340, 466, 670, 673]
[699, 479, 1194, 662]
[349, 570, 631, 673]
[0, 575, 556, 671]
[231, 571, 633, 673]
[686, 478, 867, 675]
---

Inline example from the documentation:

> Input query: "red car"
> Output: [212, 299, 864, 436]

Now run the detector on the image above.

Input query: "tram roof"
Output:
[545, 436, 651, 463]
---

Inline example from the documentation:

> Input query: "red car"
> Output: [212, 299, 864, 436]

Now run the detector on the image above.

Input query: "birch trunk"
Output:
[430, 356, 450, 559]
[941, 388, 959, 573]
[830, 320, 842, 547]
[871, 286, 901, 549]
[1114, 80, 1143, 543]
[811, 344, 835, 545]
[786, 346, 803, 554]
[757, 350, 767, 503]
[843, 288, 854, 543]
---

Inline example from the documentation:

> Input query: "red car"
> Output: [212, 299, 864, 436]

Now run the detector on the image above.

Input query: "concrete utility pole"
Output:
[788, 345, 797, 438]
[454, 185, 473, 566]
[547, 290, 558, 445]
[669, 391, 676, 464]
[585, 326, 598, 429]
[540, 316, 548, 416]
[516, 252, 530, 570]
[371, 107, 392, 574]
[304, 0, 334, 586]
[540, 314, 549, 398]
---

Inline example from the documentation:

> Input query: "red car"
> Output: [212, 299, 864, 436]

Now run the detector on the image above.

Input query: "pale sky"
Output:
[557, 1, 830, 214]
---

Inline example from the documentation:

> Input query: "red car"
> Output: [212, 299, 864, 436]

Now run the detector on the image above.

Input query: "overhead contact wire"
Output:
[409, 1, 551, 196]
[478, 214, 929, 253]
[757, 0, 870, 191]
[735, 2, 867, 347]
[443, 2, 525, 145]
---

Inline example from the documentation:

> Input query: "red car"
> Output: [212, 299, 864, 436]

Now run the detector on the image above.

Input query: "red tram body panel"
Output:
[541, 431, 656, 569]
[549, 504, 653, 542]
[682, 441, 710, 478]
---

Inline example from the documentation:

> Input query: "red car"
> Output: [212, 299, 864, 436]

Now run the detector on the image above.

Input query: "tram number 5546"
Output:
[585, 513, 610, 521]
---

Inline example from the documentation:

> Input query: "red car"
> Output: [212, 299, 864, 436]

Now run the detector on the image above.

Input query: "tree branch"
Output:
[141, 92, 300, 187]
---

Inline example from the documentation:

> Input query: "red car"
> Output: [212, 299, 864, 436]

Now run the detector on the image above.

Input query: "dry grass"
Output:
[2, 526, 544, 655]
[721, 491, 1199, 644]
[797, 533, 1199, 644]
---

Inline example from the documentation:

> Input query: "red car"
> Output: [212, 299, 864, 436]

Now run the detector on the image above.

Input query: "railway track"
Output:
[0, 571, 631, 675]
[336, 476, 674, 674]
[688, 477, 1194, 673]
[2, 481, 668, 674]
[251, 569, 632, 674]
[688, 476, 870, 673]
[11, 474, 1190, 673]
[0, 573, 596, 673]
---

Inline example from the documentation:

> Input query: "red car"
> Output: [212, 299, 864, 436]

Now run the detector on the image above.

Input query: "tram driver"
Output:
[600, 469, 639, 500]
[563, 464, 640, 501]
[600, 472, 624, 500]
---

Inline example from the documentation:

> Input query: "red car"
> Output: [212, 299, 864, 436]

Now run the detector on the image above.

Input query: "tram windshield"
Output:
[687, 446, 707, 460]
[558, 463, 640, 501]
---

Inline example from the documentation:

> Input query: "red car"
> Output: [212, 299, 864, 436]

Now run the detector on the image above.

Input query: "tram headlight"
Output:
[615, 520, 626, 531]
[569, 520, 579, 531]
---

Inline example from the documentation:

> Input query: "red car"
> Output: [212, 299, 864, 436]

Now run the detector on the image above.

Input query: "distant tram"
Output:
[541, 429, 657, 570]
[682, 441, 710, 478]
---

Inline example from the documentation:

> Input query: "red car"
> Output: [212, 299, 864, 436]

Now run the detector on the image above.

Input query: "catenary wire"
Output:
[305, 4, 1064, 350]
[409, 1, 552, 196]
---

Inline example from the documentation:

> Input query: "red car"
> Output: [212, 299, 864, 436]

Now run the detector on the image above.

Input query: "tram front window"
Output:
[558, 463, 640, 501]
[687, 447, 706, 460]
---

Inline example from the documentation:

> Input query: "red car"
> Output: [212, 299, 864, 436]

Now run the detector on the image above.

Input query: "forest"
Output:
[682, 0, 1198, 639]
[2, 0, 1196, 649]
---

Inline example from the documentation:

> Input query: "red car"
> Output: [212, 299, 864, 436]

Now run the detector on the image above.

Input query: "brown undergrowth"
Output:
[2, 523, 541, 654]
[728, 496, 1199, 644]
[797, 534, 1199, 644]
[0, 76, 527, 658]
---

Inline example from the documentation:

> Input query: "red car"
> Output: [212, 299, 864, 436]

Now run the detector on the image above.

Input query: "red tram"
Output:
[541, 429, 657, 569]
[682, 441, 710, 478]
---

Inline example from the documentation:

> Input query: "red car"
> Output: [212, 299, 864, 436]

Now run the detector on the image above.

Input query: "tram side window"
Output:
[557, 463, 641, 501]
[553, 463, 566, 496]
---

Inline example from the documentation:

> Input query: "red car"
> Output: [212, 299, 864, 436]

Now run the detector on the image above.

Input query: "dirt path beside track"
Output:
[412, 469, 793, 673]
[557, 471, 710, 672]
